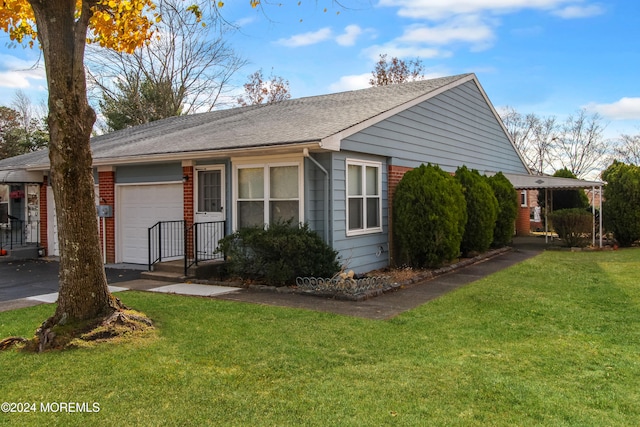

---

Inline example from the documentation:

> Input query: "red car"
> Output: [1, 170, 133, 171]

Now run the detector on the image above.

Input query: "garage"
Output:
[117, 183, 183, 264]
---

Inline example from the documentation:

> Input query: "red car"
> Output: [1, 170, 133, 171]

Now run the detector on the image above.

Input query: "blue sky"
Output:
[0, 0, 638, 139]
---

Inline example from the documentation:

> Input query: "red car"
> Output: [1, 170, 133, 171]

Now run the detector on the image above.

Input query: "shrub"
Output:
[602, 161, 640, 246]
[488, 172, 518, 247]
[549, 208, 592, 247]
[393, 164, 467, 268]
[538, 168, 590, 210]
[455, 166, 498, 255]
[217, 221, 340, 286]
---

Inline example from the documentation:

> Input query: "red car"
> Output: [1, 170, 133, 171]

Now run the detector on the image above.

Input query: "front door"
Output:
[194, 166, 225, 258]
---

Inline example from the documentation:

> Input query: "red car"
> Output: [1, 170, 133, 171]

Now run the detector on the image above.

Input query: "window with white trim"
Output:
[346, 159, 382, 235]
[236, 163, 301, 228]
[520, 190, 527, 207]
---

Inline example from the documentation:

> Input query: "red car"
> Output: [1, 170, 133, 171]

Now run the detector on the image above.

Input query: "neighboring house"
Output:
[0, 73, 531, 272]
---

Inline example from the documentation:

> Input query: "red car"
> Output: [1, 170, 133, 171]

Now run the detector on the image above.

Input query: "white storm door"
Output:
[46, 186, 59, 257]
[194, 166, 225, 258]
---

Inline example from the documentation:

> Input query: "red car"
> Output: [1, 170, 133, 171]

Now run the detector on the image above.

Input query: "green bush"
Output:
[538, 168, 590, 210]
[549, 208, 592, 247]
[488, 172, 519, 247]
[455, 166, 498, 255]
[393, 164, 467, 268]
[602, 161, 640, 246]
[217, 221, 340, 286]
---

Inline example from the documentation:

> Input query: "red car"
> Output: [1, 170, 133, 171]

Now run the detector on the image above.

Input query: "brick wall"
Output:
[183, 166, 194, 258]
[39, 177, 48, 254]
[98, 171, 116, 263]
[516, 206, 531, 236]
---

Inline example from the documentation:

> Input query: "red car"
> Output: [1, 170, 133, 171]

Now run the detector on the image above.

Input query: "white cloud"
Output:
[398, 16, 495, 49]
[377, 0, 596, 20]
[363, 43, 450, 61]
[328, 73, 371, 92]
[552, 4, 605, 18]
[0, 54, 46, 89]
[585, 98, 640, 120]
[336, 25, 365, 47]
[276, 27, 333, 47]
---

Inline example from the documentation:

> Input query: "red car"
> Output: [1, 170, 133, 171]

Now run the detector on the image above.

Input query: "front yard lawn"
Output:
[1, 249, 639, 426]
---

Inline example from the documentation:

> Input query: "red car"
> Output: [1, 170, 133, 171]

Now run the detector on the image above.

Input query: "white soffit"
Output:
[0, 169, 43, 183]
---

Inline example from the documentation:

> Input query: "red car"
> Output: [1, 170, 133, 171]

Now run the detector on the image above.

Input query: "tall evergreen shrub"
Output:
[455, 166, 498, 255]
[488, 172, 519, 247]
[602, 161, 640, 246]
[393, 164, 467, 268]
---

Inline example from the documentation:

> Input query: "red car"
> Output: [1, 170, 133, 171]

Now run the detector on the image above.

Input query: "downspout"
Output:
[303, 148, 329, 244]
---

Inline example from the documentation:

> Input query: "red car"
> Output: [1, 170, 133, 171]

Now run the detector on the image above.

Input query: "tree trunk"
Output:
[28, 0, 117, 325]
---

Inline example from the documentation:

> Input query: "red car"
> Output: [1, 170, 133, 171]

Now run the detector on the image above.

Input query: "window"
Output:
[236, 163, 301, 228]
[346, 159, 382, 235]
[0, 185, 8, 225]
[520, 190, 527, 207]
[197, 169, 222, 213]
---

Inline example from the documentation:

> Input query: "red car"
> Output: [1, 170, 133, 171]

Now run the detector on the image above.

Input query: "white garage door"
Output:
[117, 183, 183, 264]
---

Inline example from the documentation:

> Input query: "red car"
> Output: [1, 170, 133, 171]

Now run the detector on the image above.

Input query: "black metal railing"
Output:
[185, 221, 225, 275]
[1, 217, 40, 252]
[148, 220, 186, 270]
[148, 220, 225, 275]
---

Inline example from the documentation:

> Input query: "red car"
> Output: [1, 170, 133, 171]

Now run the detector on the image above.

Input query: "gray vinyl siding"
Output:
[330, 151, 389, 274]
[341, 80, 528, 174]
[304, 153, 331, 243]
[116, 163, 182, 183]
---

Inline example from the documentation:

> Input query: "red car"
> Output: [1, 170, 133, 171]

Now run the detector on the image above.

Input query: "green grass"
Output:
[1, 249, 639, 426]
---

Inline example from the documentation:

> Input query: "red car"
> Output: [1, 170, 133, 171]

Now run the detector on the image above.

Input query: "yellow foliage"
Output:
[0, 0, 160, 54]
[0, 0, 37, 45]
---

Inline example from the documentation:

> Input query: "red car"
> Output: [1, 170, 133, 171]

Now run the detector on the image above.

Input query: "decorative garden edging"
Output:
[198, 246, 513, 301]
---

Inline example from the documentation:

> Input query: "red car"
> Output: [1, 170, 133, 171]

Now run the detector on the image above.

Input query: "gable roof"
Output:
[0, 73, 504, 170]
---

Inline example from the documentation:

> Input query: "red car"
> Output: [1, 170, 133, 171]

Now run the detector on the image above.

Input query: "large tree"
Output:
[11, 90, 49, 152]
[613, 133, 640, 165]
[0, 98, 48, 160]
[369, 54, 425, 86]
[551, 109, 609, 179]
[0, 106, 23, 160]
[0, 0, 162, 351]
[500, 106, 557, 175]
[237, 69, 291, 107]
[0, 0, 340, 351]
[88, 0, 246, 131]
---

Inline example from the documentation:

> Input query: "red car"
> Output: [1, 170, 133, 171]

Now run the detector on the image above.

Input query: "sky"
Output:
[0, 0, 638, 141]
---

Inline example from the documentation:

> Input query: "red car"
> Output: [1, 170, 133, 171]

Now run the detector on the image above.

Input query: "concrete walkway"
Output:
[214, 245, 542, 320]
[0, 279, 241, 313]
[0, 237, 547, 319]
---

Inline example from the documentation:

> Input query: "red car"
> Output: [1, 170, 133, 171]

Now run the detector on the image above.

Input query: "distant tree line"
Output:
[0, 91, 48, 160]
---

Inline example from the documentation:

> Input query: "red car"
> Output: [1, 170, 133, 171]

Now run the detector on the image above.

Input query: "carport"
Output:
[501, 173, 604, 247]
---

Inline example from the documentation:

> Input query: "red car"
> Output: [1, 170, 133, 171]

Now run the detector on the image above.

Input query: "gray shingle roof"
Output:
[0, 74, 471, 169]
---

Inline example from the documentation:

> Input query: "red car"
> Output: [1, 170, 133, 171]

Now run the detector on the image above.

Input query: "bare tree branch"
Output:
[551, 109, 609, 178]
[86, 0, 247, 131]
[237, 69, 291, 107]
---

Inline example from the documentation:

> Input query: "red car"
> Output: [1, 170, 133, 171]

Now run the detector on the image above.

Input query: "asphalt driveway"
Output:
[0, 259, 143, 302]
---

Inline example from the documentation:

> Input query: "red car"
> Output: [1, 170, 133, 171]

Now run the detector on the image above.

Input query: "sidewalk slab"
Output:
[146, 283, 240, 297]
[25, 285, 130, 304]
